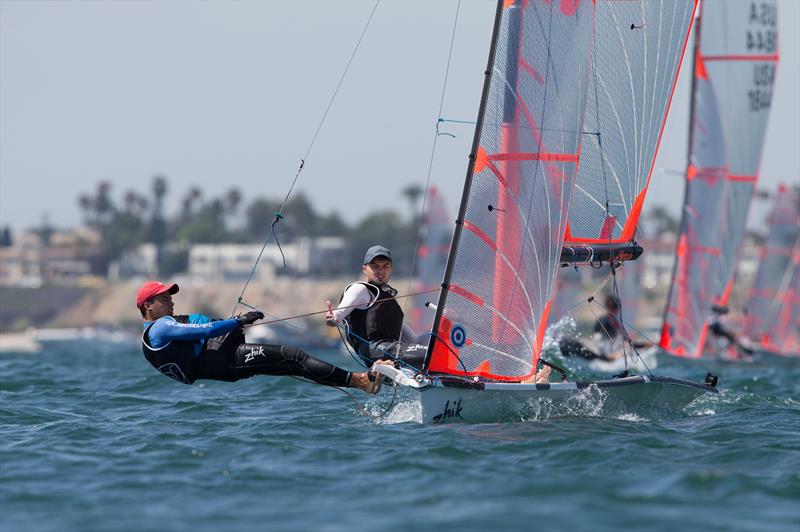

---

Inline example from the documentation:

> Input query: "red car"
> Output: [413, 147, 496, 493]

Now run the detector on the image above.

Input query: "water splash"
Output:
[378, 400, 422, 425]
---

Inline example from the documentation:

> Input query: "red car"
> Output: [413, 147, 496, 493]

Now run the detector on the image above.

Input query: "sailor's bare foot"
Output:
[523, 366, 551, 384]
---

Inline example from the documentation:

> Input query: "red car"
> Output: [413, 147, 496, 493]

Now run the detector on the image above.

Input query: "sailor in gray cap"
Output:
[325, 245, 427, 369]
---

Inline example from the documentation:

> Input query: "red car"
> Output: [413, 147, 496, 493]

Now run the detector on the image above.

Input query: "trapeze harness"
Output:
[341, 282, 425, 369]
[141, 315, 352, 387]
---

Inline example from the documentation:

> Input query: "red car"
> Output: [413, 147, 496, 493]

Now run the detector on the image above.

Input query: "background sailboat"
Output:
[660, 0, 779, 359]
[743, 184, 800, 357]
[406, 186, 452, 341]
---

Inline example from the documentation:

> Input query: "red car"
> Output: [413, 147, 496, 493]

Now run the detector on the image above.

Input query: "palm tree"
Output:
[402, 184, 424, 220]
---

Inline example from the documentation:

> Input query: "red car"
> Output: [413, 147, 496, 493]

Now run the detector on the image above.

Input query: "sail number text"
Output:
[746, 2, 777, 53]
[748, 63, 775, 112]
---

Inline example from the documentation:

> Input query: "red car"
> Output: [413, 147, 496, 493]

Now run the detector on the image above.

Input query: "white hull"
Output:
[375, 366, 717, 425]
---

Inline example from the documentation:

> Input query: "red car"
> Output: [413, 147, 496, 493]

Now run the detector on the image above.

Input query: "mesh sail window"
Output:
[565, 0, 696, 245]
[425, 0, 594, 380]
[744, 186, 800, 356]
[661, 1, 778, 358]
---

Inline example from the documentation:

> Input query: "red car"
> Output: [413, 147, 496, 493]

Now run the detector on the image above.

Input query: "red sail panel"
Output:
[661, 1, 779, 358]
[427, 0, 594, 380]
[744, 185, 800, 356]
[565, 0, 696, 245]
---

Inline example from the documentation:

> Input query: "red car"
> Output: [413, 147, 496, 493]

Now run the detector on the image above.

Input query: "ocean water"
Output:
[1, 341, 798, 532]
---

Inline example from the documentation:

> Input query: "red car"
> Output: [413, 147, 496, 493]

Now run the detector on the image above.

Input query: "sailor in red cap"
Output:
[137, 281, 381, 393]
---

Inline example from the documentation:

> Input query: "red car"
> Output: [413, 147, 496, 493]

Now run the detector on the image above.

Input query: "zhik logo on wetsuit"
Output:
[157, 363, 190, 385]
[244, 346, 265, 363]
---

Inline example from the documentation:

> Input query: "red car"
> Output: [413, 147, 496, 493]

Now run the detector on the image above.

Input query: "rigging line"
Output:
[559, 271, 615, 317]
[232, 1, 381, 317]
[338, 324, 370, 370]
[333, 324, 432, 374]
[608, 262, 629, 373]
[405, 0, 461, 300]
[590, 295, 657, 377]
[240, 288, 441, 327]
[438, 118, 476, 125]
[436, 117, 477, 138]
[282, 0, 381, 211]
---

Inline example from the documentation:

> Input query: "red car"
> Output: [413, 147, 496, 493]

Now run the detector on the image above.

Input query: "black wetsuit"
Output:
[342, 282, 426, 369]
[142, 315, 352, 387]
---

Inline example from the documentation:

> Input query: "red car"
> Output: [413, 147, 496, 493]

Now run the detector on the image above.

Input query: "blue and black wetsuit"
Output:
[141, 314, 352, 387]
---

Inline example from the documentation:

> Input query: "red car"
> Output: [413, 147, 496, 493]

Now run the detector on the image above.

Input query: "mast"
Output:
[423, 0, 505, 371]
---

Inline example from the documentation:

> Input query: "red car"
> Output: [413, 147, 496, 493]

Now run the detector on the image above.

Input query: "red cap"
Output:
[136, 281, 179, 309]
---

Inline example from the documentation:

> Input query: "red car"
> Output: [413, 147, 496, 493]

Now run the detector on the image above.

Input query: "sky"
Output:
[1, 0, 798, 234]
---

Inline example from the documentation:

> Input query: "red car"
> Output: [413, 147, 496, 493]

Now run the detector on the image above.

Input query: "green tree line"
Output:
[76, 176, 427, 276]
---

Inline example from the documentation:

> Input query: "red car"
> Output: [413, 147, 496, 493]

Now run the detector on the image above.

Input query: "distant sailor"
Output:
[559, 295, 650, 361]
[707, 304, 754, 357]
[137, 281, 381, 394]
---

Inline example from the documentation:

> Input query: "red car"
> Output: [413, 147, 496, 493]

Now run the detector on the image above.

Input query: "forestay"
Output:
[425, 0, 594, 381]
[661, 0, 778, 358]
[565, 0, 695, 245]
[744, 185, 800, 355]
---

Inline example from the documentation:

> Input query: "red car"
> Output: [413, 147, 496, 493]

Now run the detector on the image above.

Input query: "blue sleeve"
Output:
[147, 316, 240, 348]
[187, 314, 213, 325]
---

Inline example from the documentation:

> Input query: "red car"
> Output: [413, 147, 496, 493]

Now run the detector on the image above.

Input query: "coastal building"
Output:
[0, 227, 99, 287]
[187, 237, 346, 281]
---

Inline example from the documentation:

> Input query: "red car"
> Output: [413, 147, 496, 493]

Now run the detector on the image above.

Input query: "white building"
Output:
[187, 237, 347, 281]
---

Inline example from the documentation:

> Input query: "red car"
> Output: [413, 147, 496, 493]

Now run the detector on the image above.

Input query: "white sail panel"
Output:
[566, 0, 696, 244]
[427, 0, 594, 380]
[703, 0, 778, 306]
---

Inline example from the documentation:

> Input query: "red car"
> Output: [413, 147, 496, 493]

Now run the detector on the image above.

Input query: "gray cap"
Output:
[363, 245, 392, 264]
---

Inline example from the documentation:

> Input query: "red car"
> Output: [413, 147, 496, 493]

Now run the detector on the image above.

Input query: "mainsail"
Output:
[565, 1, 695, 246]
[744, 185, 800, 355]
[661, 0, 779, 357]
[424, 0, 595, 380]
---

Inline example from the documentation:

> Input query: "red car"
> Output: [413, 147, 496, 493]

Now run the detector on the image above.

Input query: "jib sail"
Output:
[565, 0, 696, 246]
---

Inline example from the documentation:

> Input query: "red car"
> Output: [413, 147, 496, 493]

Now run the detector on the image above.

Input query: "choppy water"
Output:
[1, 340, 798, 531]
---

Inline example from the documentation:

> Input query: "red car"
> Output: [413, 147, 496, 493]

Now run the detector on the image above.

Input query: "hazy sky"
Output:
[1, 0, 798, 234]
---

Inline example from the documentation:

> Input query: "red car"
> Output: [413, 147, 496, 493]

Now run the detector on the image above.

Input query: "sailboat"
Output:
[375, 0, 717, 424]
[743, 184, 800, 357]
[660, 0, 779, 360]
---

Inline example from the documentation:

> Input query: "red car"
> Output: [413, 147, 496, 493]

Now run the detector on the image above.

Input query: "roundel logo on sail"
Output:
[450, 324, 467, 348]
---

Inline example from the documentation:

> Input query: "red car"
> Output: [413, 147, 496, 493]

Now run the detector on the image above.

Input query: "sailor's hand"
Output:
[237, 311, 264, 325]
[325, 300, 337, 327]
